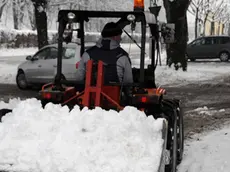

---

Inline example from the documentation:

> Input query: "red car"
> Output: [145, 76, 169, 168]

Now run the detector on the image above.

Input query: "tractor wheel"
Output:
[161, 100, 178, 172]
[176, 105, 184, 164]
[163, 99, 184, 165]
[171, 110, 178, 172]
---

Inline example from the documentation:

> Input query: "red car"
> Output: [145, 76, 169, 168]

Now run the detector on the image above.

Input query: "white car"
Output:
[16, 43, 82, 89]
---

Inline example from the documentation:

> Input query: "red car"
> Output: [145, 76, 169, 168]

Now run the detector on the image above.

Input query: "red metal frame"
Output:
[40, 60, 165, 110]
[81, 60, 123, 110]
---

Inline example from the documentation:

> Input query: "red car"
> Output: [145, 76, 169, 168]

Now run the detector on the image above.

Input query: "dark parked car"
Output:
[187, 36, 230, 62]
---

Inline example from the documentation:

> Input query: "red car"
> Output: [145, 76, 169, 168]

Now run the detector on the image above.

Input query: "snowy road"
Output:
[0, 84, 37, 102]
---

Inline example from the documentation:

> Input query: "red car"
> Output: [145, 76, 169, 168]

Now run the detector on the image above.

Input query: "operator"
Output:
[76, 22, 133, 84]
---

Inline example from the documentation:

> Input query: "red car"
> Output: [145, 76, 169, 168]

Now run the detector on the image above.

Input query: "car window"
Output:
[213, 37, 220, 44]
[46, 47, 58, 59]
[220, 37, 230, 44]
[33, 48, 50, 60]
[192, 38, 204, 46]
[204, 37, 213, 45]
[63, 47, 76, 59]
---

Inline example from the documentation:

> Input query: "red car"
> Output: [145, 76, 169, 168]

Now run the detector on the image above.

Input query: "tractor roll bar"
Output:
[55, 10, 157, 87]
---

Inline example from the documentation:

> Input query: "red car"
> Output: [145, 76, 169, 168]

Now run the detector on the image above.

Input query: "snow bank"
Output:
[0, 47, 37, 57]
[178, 126, 230, 172]
[155, 59, 230, 86]
[0, 99, 164, 172]
[0, 98, 21, 109]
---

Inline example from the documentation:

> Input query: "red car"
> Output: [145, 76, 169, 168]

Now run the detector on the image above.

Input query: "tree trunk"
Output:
[222, 24, 225, 35]
[211, 17, 215, 35]
[13, 0, 19, 29]
[19, 0, 26, 29]
[28, 8, 36, 30]
[163, 0, 190, 71]
[203, 13, 209, 35]
[0, 2, 7, 22]
[217, 21, 221, 35]
[32, 0, 48, 49]
[195, 8, 199, 38]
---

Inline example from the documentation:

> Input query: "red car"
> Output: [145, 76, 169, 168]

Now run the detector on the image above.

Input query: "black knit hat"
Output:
[101, 22, 123, 38]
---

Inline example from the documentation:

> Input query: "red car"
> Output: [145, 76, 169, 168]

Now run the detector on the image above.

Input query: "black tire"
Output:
[162, 100, 178, 172]
[186, 53, 195, 62]
[176, 106, 184, 164]
[164, 99, 184, 165]
[219, 51, 229, 62]
[16, 71, 29, 90]
[171, 111, 178, 172]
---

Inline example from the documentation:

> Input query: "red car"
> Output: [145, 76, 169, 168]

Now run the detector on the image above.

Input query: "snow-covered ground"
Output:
[0, 98, 165, 172]
[0, 63, 17, 84]
[155, 59, 230, 86]
[178, 125, 230, 172]
[1, 46, 230, 86]
[0, 99, 230, 172]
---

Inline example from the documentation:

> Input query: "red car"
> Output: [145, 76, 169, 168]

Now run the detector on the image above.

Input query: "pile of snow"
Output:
[0, 98, 22, 110]
[178, 126, 230, 172]
[0, 99, 164, 172]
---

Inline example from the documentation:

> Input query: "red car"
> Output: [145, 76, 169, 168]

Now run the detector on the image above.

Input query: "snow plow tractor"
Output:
[38, 7, 184, 172]
[0, 4, 184, 172]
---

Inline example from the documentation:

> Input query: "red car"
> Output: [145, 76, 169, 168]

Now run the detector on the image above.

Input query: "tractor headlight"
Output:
[127, 14, 135, 22]
[68, 12, 75, 20]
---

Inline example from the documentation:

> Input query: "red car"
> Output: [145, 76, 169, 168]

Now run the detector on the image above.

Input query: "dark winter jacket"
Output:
[76, 38, 133, 84]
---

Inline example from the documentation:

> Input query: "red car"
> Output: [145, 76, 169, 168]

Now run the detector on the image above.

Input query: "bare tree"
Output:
[0, 0, 7, 22]
[219, 7, 230, 34]
[211, 2, 228, 35]
[26, 1, 36, 30]
[202, 0, 225, 35]
[47, 0, 132, 32]
[19, 0, 26, 27]
[188, 0, 229, 37]
[11, 0, 30, 29]
[12, 0, 19, 29]
[188, 0, 209, 38]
